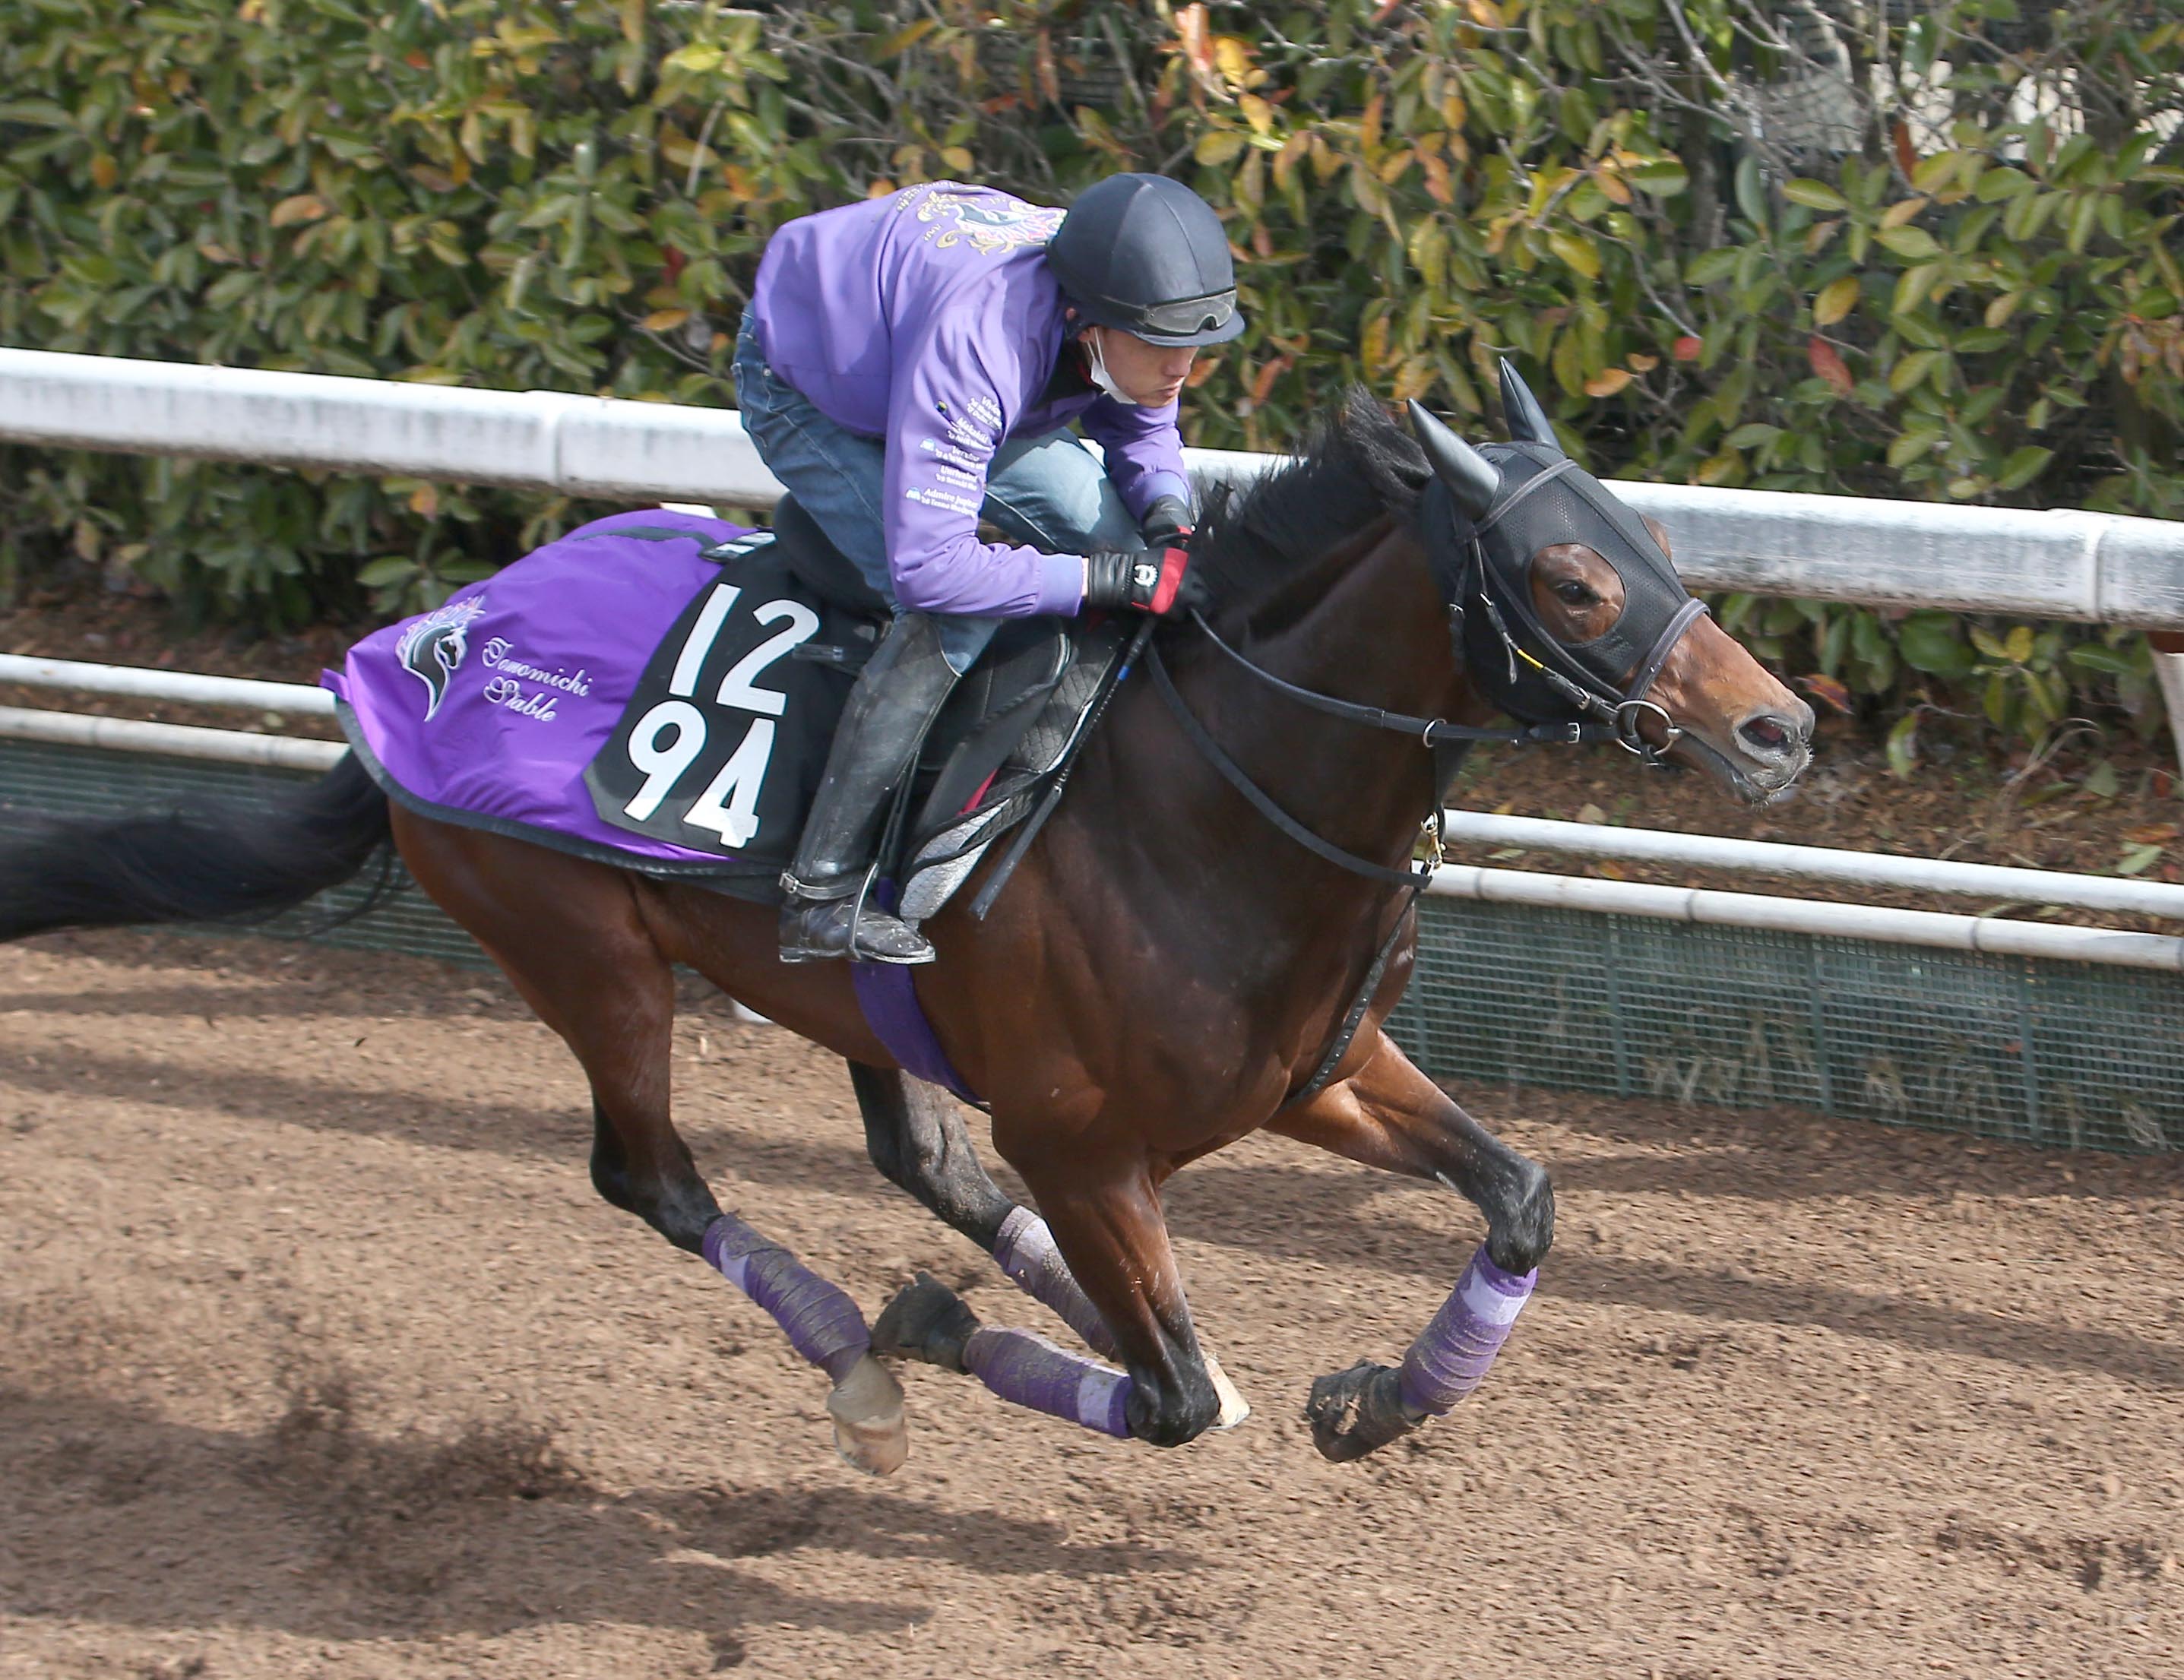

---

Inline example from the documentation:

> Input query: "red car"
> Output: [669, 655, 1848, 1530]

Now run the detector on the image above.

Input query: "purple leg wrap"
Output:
[963, 1325, 1132, 1439]
[703, 1214, 870, 1384]
[1397, 1244, 1537, 1417]
[992, 1206, 1119, 1358]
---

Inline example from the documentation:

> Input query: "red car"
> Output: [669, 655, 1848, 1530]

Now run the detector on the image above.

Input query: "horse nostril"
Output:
[1739, 715, 1796, 758]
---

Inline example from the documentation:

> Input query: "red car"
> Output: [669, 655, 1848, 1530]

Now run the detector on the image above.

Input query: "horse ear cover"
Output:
[1406, 400, 1499, 522]
[1497, 358, 1562, 456]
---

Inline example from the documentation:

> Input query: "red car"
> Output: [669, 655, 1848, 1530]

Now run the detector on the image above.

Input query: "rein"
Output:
[1146, 633, 1434, 1109]
[1185, 606, 1622, 753]
[1149, 507, 1707, 1109]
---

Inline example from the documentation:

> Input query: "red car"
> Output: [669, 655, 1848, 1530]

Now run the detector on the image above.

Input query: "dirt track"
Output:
[2, 929, 2181, 1678]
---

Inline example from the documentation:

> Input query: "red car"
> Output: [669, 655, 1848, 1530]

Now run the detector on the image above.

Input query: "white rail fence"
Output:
[6, 346, 2184, 625]
[4, 347, 2183, 972]
[2, 653, 2179, 971]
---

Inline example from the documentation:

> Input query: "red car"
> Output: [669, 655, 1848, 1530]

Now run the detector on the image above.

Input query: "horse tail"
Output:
[0, 752, 394, 943]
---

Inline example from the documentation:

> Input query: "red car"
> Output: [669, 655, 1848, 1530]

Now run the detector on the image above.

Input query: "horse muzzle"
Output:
[1692, 700, 1815, 801]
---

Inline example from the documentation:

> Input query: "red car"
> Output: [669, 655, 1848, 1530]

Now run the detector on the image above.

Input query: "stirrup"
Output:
[779, 887, 935, 967]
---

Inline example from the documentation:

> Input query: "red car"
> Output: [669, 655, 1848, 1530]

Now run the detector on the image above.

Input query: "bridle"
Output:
[1461, 541, 1707, 767]
[1432, 454, 1710, 770]
[1145, 495, 1710, 891]
[1141, 400, 1711, 1106]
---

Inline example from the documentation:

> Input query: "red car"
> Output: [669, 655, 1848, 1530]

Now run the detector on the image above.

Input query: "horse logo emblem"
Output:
[396, 596, 486, 721]
[911, 189, 1063, 255]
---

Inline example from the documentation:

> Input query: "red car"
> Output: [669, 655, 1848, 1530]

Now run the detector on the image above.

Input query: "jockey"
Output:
[734, 173, 1244, 966]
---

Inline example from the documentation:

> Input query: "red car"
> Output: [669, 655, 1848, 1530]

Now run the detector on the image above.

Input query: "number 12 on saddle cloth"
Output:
[589, 537, 860, 856]
[585, 536, 866, 859]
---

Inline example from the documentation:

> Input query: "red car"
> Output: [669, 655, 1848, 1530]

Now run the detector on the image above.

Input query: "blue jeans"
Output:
[732, 315, 1141, 674]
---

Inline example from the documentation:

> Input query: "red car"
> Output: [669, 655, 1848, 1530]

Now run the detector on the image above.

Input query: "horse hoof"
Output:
[1306, 1360, 1422, 1464]
[871, 1270, 978, 1374]
[826, 1354, 907, 1476]
[1204, 1354, 1252, 1431]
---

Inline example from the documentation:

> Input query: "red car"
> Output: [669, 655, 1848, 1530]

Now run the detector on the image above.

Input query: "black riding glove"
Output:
[1081, 546, 1198, 618]
[1140, 494, 1196, 549]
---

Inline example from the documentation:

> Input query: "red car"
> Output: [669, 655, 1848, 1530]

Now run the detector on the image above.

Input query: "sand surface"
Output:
[2, 929, 2179, 1678]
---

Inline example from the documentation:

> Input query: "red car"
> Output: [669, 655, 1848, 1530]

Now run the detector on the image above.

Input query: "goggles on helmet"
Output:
[1113, 289, 1238, 340]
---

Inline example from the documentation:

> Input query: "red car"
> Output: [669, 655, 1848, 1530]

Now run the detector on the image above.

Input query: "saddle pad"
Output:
[897, 621, 1125, 924]
[582, 542, 872, 862]
[323, 509, 859, 877]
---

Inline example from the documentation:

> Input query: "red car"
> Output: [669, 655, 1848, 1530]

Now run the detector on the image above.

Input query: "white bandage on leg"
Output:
[992, 1207, 1119, 1357]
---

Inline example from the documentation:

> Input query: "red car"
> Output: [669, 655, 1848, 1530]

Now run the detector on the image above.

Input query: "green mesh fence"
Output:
[3, 737, 2175, 1153]
[1385, 897, 2181, 1154]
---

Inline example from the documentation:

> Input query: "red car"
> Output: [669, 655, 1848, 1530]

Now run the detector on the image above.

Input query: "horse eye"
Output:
[1554, 580, 1594, 606]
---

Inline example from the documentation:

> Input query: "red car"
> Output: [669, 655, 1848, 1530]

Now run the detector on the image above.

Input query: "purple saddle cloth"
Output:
[325, 509, 796, 879]
[324, 507, 983, 1103]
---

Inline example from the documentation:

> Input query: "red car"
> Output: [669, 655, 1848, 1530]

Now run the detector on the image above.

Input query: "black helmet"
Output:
[1046, 173, 1246, 348]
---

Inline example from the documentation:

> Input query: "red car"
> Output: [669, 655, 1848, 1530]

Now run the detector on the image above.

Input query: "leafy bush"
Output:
[2, 0, 2179, 764]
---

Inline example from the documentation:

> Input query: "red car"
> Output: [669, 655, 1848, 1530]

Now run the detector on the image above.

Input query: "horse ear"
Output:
[1405, 400, 1499, 521]
[1498, 358, 1563, 456]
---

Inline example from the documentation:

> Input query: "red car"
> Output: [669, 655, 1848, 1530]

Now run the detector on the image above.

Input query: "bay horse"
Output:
[0, 378, 1812, 1470]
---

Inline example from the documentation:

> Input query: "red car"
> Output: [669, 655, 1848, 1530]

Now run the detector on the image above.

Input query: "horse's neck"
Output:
[1187, 520, 1471, 875]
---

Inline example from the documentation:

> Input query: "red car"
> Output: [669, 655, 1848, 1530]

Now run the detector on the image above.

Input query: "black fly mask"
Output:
[1410, 363, 1708, 756]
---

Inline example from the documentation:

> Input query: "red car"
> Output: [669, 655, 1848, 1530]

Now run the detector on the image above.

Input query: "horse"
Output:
[0, 372, 1813, 1471]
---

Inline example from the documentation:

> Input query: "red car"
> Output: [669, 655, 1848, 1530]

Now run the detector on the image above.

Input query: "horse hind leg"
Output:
[571, 986, 907, 1477]
[848, 1063, 1248, 1428]
[391, 815, 906, 1473]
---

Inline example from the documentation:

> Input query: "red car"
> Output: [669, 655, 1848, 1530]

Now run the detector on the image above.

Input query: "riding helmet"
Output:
[1046, 173, 1247, 347]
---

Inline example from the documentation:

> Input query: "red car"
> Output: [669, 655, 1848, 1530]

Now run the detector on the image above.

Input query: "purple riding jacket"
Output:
[747, 182, 1195, 619]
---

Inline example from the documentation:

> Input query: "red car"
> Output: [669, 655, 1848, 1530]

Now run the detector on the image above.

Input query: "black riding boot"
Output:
[779, 612, 960, 964]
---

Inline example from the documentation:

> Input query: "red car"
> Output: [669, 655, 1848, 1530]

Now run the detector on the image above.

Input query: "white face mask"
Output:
[1080, 328, 1143, 407]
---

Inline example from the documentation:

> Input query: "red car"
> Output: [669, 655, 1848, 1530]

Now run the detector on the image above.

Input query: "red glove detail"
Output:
[1147, 546, 1192, 617]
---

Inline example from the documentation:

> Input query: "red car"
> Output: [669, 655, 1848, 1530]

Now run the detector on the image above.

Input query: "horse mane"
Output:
[1187, 388, 1431, 620]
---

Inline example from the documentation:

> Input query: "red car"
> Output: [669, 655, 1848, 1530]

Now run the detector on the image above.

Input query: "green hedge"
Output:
[2, 0, 2179, 762]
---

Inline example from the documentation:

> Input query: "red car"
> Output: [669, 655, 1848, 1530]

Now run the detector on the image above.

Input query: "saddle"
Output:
[755, 495, 1124, 920]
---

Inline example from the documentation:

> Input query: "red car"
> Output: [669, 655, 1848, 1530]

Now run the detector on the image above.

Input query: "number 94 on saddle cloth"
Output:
[322, 507, 1099, 905]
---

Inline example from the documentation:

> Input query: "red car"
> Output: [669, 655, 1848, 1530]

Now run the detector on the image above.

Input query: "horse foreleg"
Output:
[851, 1064, 1248, 1426]
[1270, 1028, 1553, 1463]
[852, 1061, 1113, 1347]
[875, 1153, 1222, 1448]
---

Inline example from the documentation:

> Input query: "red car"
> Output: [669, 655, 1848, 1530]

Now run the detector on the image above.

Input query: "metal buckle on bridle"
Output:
[1613, 698, 1681, 764]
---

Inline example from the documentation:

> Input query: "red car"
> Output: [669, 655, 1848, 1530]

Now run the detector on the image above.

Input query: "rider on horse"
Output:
[733, 173, 1244, 966]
